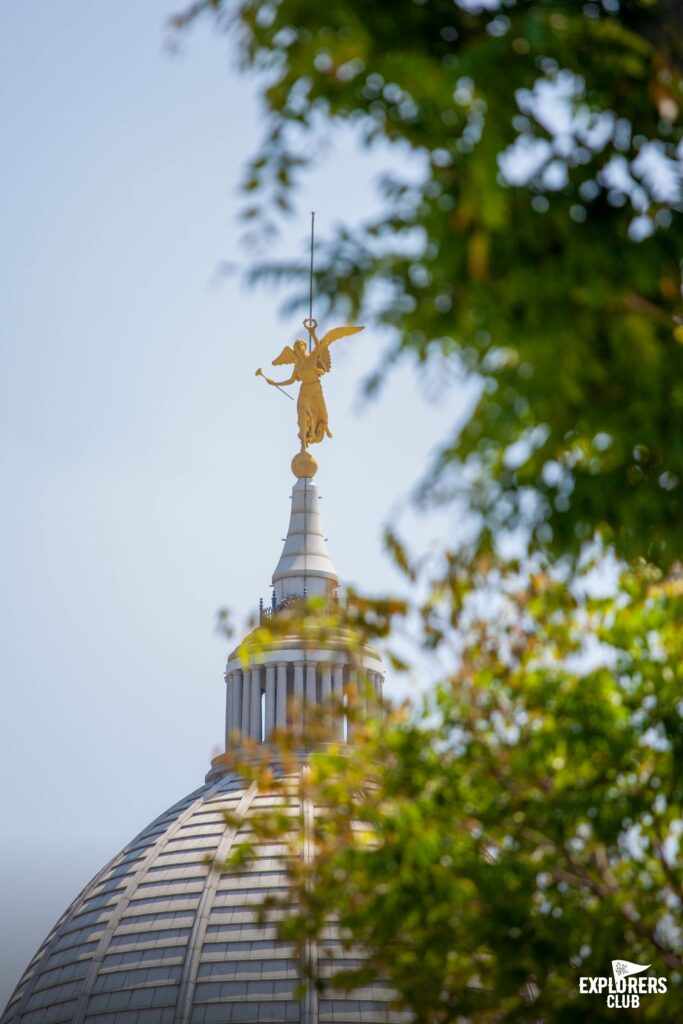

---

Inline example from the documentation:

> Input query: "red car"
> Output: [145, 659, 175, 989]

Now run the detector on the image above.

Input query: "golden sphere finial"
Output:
[291, 450, 318, 479]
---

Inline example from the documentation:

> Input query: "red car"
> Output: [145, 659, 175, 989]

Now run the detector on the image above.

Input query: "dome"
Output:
[2, 470, 395, 1024]
[1, 766, 399, 1024]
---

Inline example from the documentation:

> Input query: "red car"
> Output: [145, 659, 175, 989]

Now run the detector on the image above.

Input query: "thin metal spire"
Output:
[308, 211, 315, 352]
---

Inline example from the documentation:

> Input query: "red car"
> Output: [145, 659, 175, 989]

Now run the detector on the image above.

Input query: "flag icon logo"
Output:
[612, 960, 651, 980]
[579, 958, 666, 1007]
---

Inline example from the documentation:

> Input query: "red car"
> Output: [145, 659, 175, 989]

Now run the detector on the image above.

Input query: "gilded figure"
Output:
[256, 319, 364, 451]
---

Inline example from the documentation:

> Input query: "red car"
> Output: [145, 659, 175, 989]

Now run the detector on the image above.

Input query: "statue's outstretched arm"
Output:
[264, 371, 297, 387]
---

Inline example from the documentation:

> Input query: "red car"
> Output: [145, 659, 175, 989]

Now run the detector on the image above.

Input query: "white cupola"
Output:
[212, 468, 384, 762]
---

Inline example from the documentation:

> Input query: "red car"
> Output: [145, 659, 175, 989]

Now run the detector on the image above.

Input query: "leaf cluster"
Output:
[173, 0, 683, 565]
[213, 566, 683, 1021]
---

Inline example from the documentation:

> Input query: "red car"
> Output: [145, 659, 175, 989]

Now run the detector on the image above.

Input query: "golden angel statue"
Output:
[256, 319, 364, 452]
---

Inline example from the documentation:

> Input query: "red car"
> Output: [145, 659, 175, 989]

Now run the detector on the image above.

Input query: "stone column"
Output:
[294, 662, 305, 704]
[240, 668, 250, 738]
[332, 665, 345, 740]
[321, 665, 332, 703]
[348, 667, 358, 741]
[294, 662, 305, 733]
[306, 663, 317, 705]
[224, 673, 232, 750]
[358, 669, 368, 719]
[231, 671, 243, 745]
[265, 664, 276, 740]
[250, 667, 261, 742]
[332, 664, 344, 700]
[276, 662, 287, 729]
[368, 672, 380, 714]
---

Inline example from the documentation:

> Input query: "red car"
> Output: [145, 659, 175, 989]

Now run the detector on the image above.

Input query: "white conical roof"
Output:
[272, 477, 337, 604]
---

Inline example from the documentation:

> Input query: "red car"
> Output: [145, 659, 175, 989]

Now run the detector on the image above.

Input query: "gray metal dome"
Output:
[3, 475, 399, 1024]
[1, 765, 400, 1024]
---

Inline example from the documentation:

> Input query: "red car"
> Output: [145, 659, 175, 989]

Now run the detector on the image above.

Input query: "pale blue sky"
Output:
[0, 1, 466, 1003]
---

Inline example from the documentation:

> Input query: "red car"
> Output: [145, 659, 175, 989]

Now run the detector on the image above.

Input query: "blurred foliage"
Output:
[171, 0, 683, 566]
[219, 562, 683, 1021]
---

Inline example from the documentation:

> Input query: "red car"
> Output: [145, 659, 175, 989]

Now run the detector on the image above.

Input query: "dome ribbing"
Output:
[1, 768, 401, 1024]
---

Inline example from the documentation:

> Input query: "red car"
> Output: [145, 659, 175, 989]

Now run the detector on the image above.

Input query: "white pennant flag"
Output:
[612, 959, 651, 980]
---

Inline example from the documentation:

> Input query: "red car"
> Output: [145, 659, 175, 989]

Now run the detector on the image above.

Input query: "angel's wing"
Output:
[317, 346, 331, 373]
[315, 325, 364, 374]
[318, 325, 365, 349]
[272, 345, 296, 366]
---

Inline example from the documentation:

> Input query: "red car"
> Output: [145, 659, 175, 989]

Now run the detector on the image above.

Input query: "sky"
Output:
[0, 1, 466, 1005]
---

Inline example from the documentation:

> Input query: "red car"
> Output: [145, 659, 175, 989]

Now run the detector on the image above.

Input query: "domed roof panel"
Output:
[2, 772, 402, 1024]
